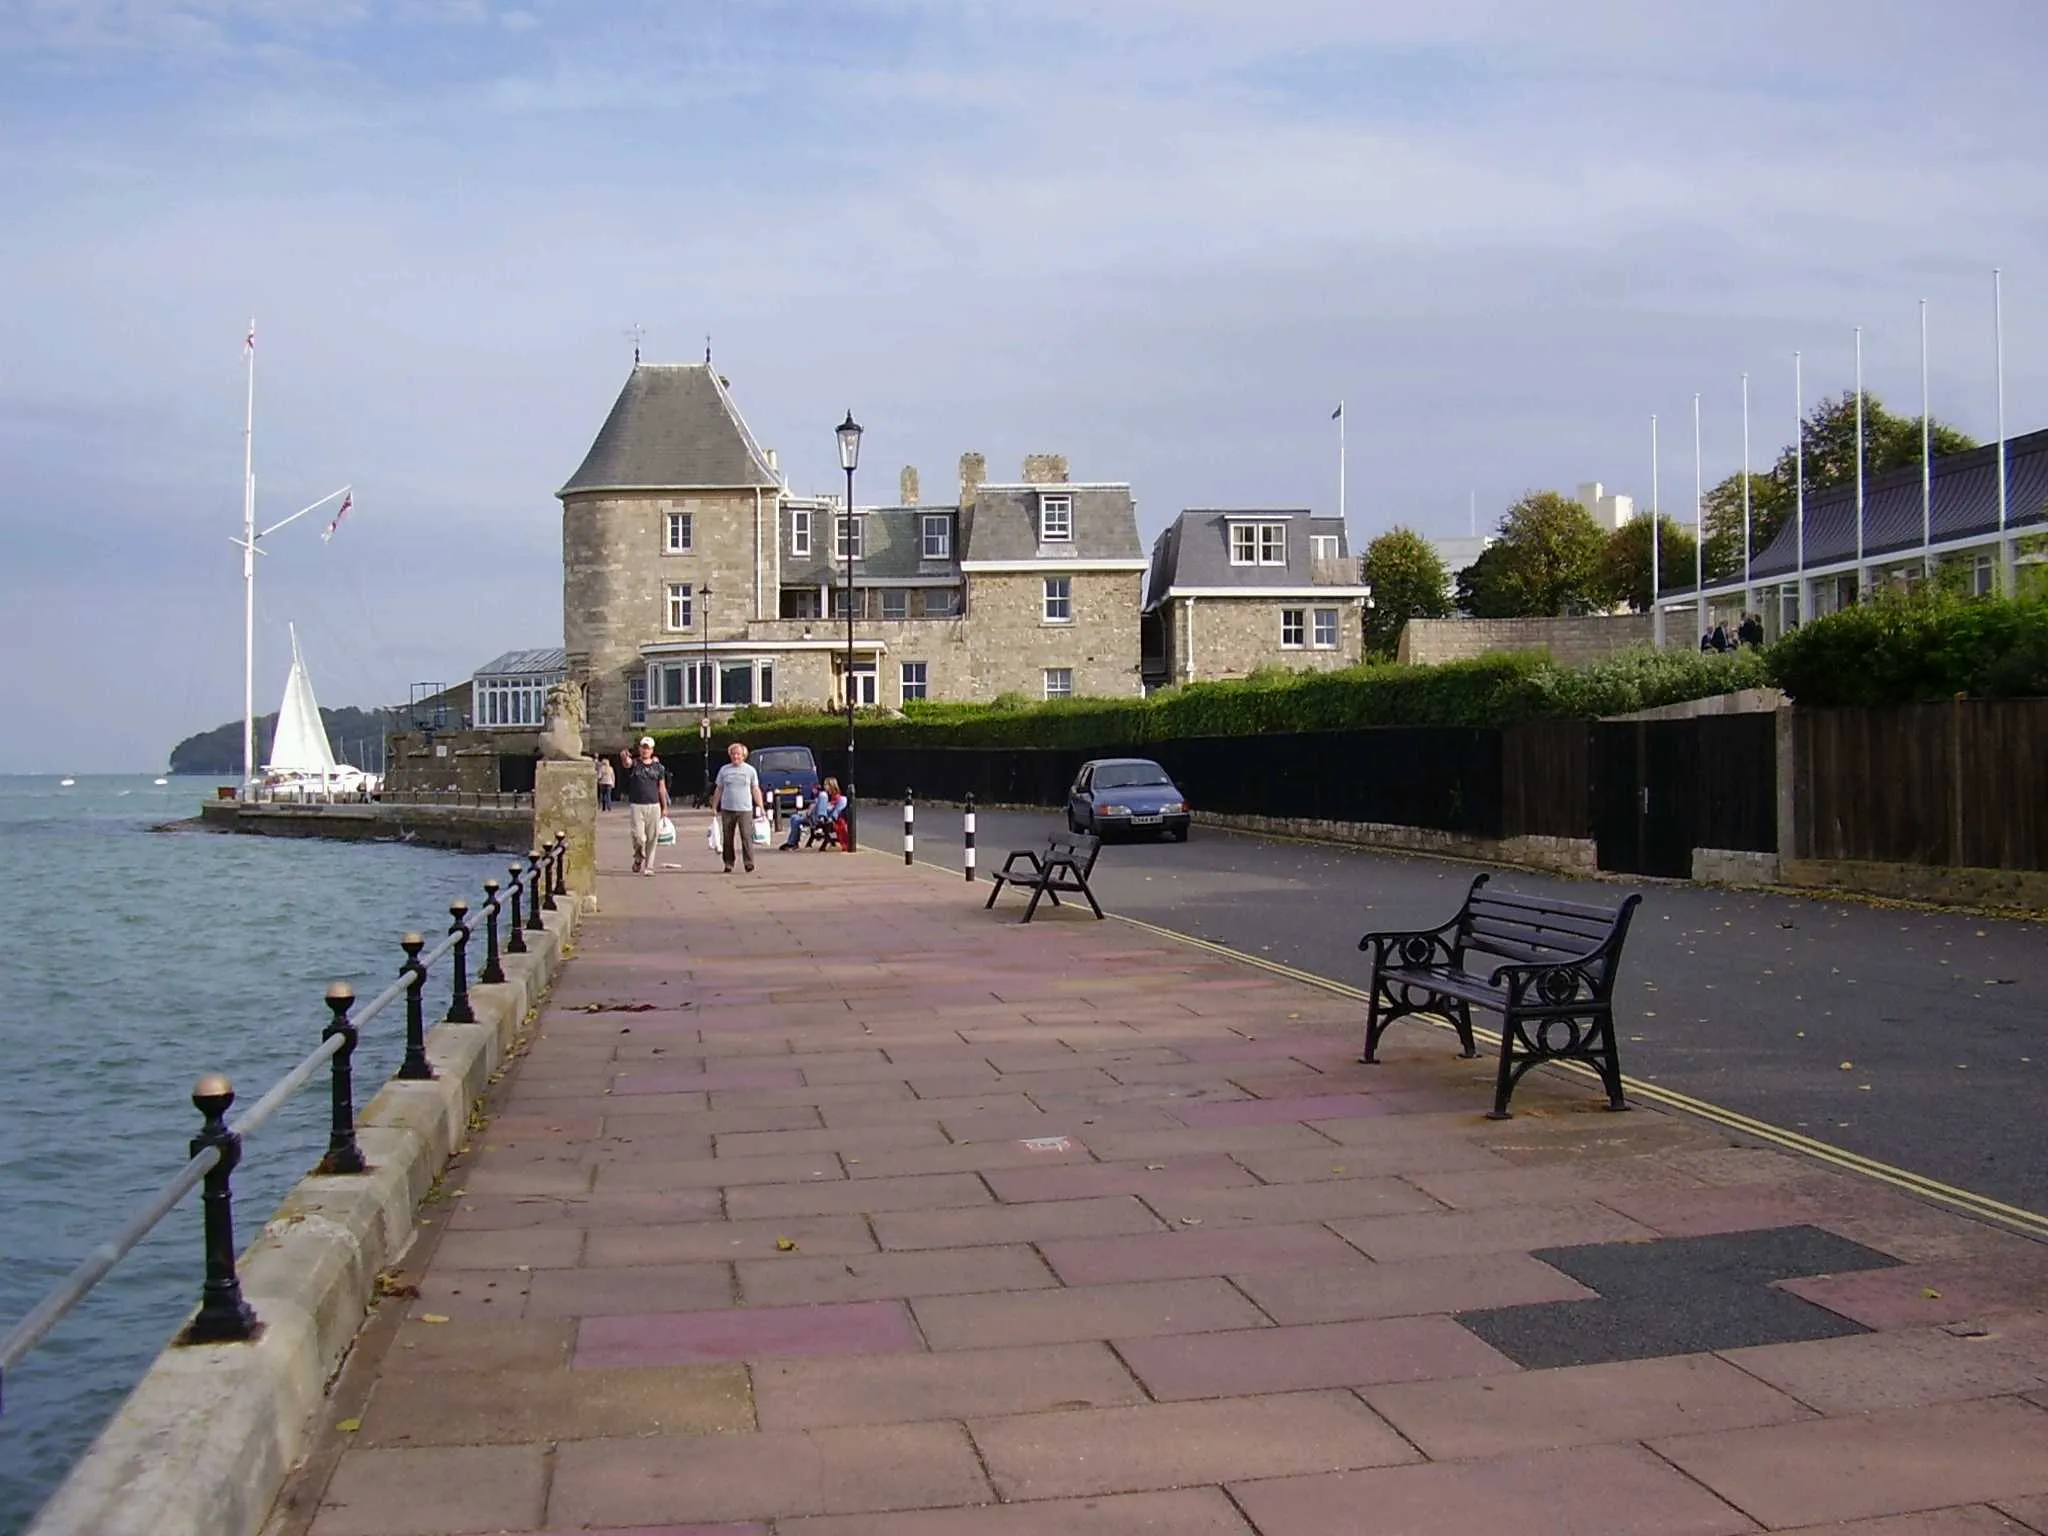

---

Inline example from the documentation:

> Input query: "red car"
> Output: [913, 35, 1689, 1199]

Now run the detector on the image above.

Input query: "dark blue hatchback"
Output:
[1066, 757, 1191, 842]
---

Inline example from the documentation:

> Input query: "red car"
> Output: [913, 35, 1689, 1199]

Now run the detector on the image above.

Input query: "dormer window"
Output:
[791, 508, 812, 557]
[1230, 521, 1287, 566]
[1039, 494, 1073, 543]
[922, 514, 952, 559]
[1312, 534, 1341, 561]
[836, 514, 865, 560]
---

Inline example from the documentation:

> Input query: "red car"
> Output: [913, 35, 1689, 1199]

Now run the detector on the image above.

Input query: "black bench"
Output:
[984, 834, 1103, 923]
[1357, 873, 1641, 1119]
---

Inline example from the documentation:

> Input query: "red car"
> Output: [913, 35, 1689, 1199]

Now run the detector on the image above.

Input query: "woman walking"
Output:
[596, 754, 615, 812]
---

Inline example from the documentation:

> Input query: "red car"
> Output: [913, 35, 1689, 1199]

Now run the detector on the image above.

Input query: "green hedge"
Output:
[649, 647, 1771, 762]
[1768, 591, 2048, 706]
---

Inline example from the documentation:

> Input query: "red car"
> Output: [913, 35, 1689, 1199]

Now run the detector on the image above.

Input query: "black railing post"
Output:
[505, 864, 528, 955]
[316, 983, 367, 1176]
[179, 1075, 259, 1344]
[396, 932, 434, 1080]
[964, 791, 977, 883]
[444, 900, 476, 1023]
[524, 851, 546, 933]
[479, 879, 506, 983]
[903, 788, 915, 866]
[539, 835, 559, 911]
[552, 832, 568, 901]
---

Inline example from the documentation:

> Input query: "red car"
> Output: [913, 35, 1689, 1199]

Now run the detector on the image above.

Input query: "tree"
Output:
[1361, 526, 1452, 655]
[1479, 491, 1612, 616]
[1600, 515, 1700, 613]
[1454, 543, 1518, 618]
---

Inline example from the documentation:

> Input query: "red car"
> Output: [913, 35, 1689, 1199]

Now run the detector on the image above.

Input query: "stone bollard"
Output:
[535, 759, 598, 903]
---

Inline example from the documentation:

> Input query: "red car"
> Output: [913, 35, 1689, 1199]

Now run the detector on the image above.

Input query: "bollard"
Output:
[524, 851, 547, 933]
[479, 879, 507, 984]
[551, 832, 568, 901]
[179, 1074, 259, 1344]
[964, 791, 977, 882]
[444, 900, 476, 1023]
[539, 834, 559, 911]
[903, 788, 915, 866]
[505, 863, 528, 955]
[316, 983, 367, 1175]
[396, 932, 434, 1080]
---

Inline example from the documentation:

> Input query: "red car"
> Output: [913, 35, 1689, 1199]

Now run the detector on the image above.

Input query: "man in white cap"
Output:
[621, 736, 670, 875]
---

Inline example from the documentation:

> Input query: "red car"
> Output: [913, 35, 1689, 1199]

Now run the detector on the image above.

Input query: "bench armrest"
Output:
[995, 850, 1046, 879]
[1486, 953, 1604, 1001]
[1357, 920, 1460, 967]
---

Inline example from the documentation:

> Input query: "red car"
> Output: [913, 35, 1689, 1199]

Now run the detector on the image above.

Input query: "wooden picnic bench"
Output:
[1357, 872, 1641, 1118]
[984, 833, 1104, 923]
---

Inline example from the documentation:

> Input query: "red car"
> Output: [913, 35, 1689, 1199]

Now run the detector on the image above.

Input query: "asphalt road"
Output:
[894, 804, 2048, 1220]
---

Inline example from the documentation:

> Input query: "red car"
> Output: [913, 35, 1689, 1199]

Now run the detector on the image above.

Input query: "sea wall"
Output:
[199, 800, 530, 854]
[26, 897, 585, 1536]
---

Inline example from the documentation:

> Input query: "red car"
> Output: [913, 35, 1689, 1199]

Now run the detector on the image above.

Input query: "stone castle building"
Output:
[559, 364, 1148, 745]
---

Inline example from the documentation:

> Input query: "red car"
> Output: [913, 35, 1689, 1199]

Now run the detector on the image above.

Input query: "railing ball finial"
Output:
[192, 1073, 234, 1116]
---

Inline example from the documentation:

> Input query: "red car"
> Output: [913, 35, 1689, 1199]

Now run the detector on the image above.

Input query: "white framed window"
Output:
[881, 589, 908, 620]
[921, 514, 952, 559]
[1312, 608, 1339, 648]
[652, 661, 708, 710]
[1311, 534, 1340, 561]
[832, 587, 869, 618]
[628, 676, 647, 725]
[1972, 555, 1995, 597]
[1260, 523, 1286, 564]
[850, 662, 878, 707]
[653, 659, 773, 709]
[836, 515, 865, 560]
[1043, 667, 1073, 699]
[1231, 522, 1287, 566]
[1280, 608, 1305, 648]
[665, 511, 692, 553]
[665, 582, 693, 631]
[923, 587, 960, 617]
[1039, 494, 1073, 543]
[900, 661, 928, 701]
[1043, 576, 1072, 623]
[790, 508, 811, 557]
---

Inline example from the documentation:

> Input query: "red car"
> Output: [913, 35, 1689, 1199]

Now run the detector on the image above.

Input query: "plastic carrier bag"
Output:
[751, 814, 773, 847]
[655, 815, 676, 846]
[704, 819, 720, 853]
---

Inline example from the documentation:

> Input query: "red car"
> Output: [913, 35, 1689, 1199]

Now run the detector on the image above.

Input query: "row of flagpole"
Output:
[1638, 268, 2014, 643]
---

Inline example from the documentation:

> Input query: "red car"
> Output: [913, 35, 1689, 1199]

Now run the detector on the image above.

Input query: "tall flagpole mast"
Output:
[1650, 414, 1662, 647]
[1920, 298, 1933, 579]
[1855, 327, 1866, 599]
[1741, 373, 1753, 618]
[1996, 268, 2010, 594]
[1795, 350, 1806, 624]
[241, 319, 257, 799]
[1693, 392, 1705, 640]
[1337, 401, 1346, 525]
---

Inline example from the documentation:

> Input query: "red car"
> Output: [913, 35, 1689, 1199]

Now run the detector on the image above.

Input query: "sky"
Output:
[3, 0, 2046, 772]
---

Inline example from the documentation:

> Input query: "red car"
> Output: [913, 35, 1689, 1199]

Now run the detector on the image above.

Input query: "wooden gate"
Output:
[1595, 713, 1777, 877]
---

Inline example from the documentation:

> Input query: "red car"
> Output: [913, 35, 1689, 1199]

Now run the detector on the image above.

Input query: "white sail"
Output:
[264, 625, 341, 775]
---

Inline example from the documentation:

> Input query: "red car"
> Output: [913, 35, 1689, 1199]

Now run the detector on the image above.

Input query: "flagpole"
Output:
[1650, 413, 1662, 647]
[1920, 298, 1932, 580]
[1741, 372, 1753, 618]
[1337, 401, 1346, 525]
[1795, 350, 1806, 625]
[241, 319, 257, 799]
[1996, 267, 2010, 594]
[1854, 327, 1865, 599]
[1693, 392, 1705, 640]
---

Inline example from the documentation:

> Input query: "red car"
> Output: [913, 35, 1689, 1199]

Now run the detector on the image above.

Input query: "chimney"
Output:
[1022, 453, 1068, 486]
[959, 451, 986, 508]
[900, 465, 920, 506]
[765, 448, 780, 480]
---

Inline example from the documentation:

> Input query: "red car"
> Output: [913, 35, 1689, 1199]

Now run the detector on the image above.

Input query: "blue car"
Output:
[1066, 757, 1191, 842]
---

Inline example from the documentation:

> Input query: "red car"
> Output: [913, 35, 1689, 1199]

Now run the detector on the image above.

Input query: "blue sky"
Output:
[3, 0, 2045, 771]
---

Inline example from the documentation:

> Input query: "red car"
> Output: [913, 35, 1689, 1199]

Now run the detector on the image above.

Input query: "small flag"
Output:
[321, 492, 353, 543]
[1331, 402, 1343, 420]
[244, 324, 255, 354]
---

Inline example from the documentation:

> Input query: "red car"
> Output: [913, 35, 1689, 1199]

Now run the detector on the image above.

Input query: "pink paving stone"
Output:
[518, 1528, 768, 1536]
[525, 1263, 734, 1319]
[1328, 1201, 1656, 1260]
[586, 1216, 880, 1267]
[1175, 1038, 1346, 1063]
[874, 1195, 1168, 1251]
[610, 1067, 806, 1095]
[1233, 1253, 1596, 1325]
[725, 1172, 995, 1221]
[774, 1488, 1257, 1535]
[1722, 1318, 2048, 1415]
[1137, 1176, 1441, 1228]
[1040, 1223, 1370, 1286]
[983, 1154, 1257, 1203]
[915, 1277, 1270, 1351]
[1167, 1093, 1403, 1128]
[1772, 1513, 2046, 1535]
[575, 1300, 919, 1368]
[737, 1244, 1059, 1307]
[1229, 1442, 1758, 1536]
[1781, 1262, 2048, 1331]
[309, 1444, 547, 1536]
[445, 1187, 726, 1232]
[1117, 1316, 1516, 1400]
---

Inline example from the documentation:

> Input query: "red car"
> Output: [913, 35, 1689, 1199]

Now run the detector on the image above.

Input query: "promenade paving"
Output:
[293, 815, 2048, 1535]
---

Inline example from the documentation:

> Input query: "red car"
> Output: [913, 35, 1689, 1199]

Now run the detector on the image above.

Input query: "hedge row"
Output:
[649, 646, 1771, 761]
[1767, 591, 2048, 706]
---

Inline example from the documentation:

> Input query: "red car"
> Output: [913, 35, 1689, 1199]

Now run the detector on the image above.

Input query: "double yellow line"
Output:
[1106, 911, 2048, 1244]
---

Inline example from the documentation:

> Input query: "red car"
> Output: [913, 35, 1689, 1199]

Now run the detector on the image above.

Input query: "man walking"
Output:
[622, 736, 669, 876]
[712, 741, 765, 874]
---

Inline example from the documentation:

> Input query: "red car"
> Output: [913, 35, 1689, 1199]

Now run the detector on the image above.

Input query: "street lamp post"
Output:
[699, 582, 713, 805]
[836, 410, 863, 853]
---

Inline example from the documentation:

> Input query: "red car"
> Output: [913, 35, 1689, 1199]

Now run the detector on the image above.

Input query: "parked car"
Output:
[1067, 757, 1191, 841]
[749, 745, 821, 824]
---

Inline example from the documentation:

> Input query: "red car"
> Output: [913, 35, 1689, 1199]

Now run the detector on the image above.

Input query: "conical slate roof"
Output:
[558, 364, 780, 495]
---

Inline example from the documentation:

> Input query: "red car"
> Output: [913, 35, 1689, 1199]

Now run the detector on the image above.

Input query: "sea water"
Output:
[0, 776, 501, 1533]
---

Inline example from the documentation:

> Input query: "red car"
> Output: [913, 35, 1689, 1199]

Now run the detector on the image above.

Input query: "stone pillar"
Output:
[900, 465, 920, 506]
[534, 760, 598, 903]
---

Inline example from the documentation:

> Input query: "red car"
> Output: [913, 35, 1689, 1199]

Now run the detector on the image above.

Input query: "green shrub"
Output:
[1767, 590, 2048, 706]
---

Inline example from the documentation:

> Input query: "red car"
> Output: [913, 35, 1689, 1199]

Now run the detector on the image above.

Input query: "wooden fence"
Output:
[1795, 699, 2048, 870]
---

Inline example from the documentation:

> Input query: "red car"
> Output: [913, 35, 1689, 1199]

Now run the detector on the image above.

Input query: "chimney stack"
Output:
[959, 451, 986, 508]
[1022, 454, 1069, 486]
[900, 465, 920, 506]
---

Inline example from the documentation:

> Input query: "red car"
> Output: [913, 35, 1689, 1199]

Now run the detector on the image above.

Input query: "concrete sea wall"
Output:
[198, 800, 532, 854]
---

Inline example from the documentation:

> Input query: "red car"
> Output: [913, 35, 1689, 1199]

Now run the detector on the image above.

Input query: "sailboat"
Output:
[258, 626, 378, 803]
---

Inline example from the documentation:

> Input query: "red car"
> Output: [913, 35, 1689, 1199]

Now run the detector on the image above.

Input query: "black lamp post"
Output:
[836, 410, 863, 852]
[698, 582, 713, 806]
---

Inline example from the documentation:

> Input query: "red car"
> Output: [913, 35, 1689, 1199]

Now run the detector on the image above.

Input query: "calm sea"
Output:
[0, 776, 500, 1533]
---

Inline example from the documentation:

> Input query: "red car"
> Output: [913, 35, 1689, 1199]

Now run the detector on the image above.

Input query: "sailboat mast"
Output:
[241, 319, 258, 797]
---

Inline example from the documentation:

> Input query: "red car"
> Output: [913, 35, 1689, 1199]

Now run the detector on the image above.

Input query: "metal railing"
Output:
[0, 834, 571, 1415]
[371, 789, 535, 810]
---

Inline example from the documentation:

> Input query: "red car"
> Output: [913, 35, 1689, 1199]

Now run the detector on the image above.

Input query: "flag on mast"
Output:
[244, 323, 256, 354]
[321, 492, 353, 543]
[1330, 403, 1342, 420]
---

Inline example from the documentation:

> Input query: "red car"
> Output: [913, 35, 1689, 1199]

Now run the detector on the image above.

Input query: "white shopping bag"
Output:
[705, 819, 720, 853]
[655, 815, 676, 846]
[751, 814, 773, 847]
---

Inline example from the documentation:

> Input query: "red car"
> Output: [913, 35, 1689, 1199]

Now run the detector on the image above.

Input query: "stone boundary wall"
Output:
[27, 899, 586, 1536]
[1196, 812, 1597, 876]
[1397, 615, 1655, 667]
[198, 801, 531, 854]
[1780, 857, 2048, 913]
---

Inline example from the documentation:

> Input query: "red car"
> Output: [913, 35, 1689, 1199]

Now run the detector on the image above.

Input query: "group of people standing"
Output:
[1700, 613, 1767, 653]
[599, 738, 835, 877]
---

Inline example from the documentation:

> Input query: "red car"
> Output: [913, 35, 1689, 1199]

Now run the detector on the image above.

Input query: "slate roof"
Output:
[474, 647, 567, 679]
[1143, 510, 1356, 608]
[960, 485, 1144, 562]
[783, 505, 966, 586]
[558, 364, 780, 495]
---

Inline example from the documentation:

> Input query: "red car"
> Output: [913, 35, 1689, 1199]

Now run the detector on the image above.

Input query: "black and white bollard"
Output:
[963, 791, 976, 882]
[903, 789, 915, 866]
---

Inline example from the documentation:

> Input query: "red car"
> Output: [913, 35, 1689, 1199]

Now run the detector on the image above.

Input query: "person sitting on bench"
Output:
[780, 778, 845, 850]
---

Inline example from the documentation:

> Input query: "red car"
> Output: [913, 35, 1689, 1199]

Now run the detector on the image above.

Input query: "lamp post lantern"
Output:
[699, 582, 713, 804]
[836, 410, 862, 852]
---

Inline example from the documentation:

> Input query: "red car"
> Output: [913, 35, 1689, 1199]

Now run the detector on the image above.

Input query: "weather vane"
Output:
[625, 324, 645, 364]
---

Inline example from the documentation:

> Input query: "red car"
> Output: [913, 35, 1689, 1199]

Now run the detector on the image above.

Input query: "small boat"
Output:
[153, 777, 169, 786]
[58, 778, 75, 787]
[257, 626, 378, 803]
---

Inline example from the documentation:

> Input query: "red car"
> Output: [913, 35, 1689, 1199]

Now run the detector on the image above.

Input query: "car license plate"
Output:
[1131, 814, 1161, 825]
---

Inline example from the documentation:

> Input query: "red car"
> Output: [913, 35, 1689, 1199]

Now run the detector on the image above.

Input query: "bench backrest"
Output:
[1046, 833, 1102, 878]
[1453, 874, 1639, 994]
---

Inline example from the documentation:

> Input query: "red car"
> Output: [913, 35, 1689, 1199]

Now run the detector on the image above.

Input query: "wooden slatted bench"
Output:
[984, 833, 1104, 923]
[1357, 873, 1642, 1118]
